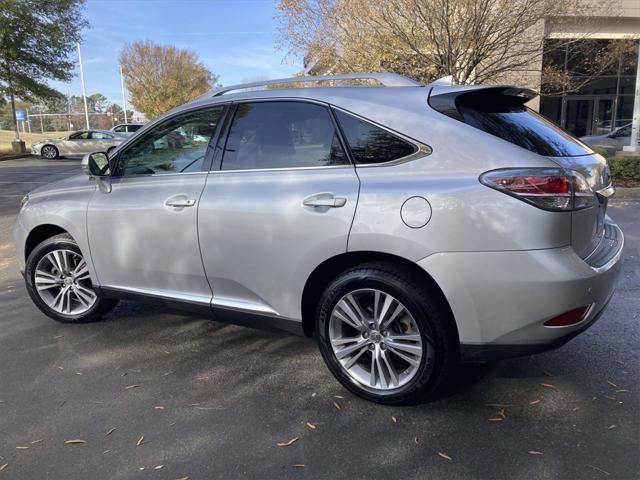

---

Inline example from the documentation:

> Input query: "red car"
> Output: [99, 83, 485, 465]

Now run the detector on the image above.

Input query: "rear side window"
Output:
[438, 91, 593, 157]
[333, 110, 417, 164]
[91, 132, 114, 140]
[221, 102, 348, 170]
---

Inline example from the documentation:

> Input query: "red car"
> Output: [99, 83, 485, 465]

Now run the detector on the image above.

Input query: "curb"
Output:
[614, 186, 640, 199]
[0, 154, 33, 162]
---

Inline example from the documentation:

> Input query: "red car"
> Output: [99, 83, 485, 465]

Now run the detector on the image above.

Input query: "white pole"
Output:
[77, 42, 90, 130]
[119, 64, 128, 124]
[624, 40, 640, 153]
[26, 108, 31, 133]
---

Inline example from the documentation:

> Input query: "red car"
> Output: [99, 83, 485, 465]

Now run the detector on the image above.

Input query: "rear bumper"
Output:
[417, 221, 623, 360]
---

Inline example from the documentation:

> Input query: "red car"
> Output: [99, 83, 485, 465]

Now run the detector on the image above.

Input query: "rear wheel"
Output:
[316, 262, 456, 404]
[41, 145, 58, 159]
[25, 233, 117, 323]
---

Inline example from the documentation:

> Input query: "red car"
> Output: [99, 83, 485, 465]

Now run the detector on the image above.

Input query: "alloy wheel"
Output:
[328, 288, 431, 390]
[42, 146, 57, 159]
[34, 249, 96, 315]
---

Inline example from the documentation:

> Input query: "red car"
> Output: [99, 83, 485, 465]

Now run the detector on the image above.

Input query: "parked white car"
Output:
[31, 130, 126, 159]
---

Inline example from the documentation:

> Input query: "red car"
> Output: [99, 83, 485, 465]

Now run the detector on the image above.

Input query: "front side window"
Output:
[333, 110, 417, 164]
[114, 107, 223, 176]
[113, 125, 126, 132]
[221, 102, 348, 170]
[91, 132, 114, 140]
[69, 131, 90, 140]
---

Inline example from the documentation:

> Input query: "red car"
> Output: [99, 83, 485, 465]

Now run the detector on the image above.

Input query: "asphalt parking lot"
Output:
[0, 157, 638, 480]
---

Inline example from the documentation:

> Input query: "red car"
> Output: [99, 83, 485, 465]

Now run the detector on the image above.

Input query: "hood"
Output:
[28, 173, 94, 197]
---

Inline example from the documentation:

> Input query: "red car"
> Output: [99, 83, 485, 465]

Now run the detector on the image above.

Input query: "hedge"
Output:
[608, 155, 640, 181]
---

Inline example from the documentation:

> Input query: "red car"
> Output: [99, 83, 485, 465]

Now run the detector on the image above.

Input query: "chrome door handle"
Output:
[165, 198, 196, 208]
[303, 194, 347, 208]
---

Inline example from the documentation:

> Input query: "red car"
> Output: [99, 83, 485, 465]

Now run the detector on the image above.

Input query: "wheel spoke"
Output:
[46, 252, 65, 274]
[342, 345, 368, 370]
[379, 303, 405, 331]
[379, 349, 399, 388]
[386, 345, 421, 367]
[375, 293, 394, 328]
[334, 299, 366, 332]
[35, 270, 62, 290]
[384, 338, 422, 355]
[73, 285, 96, 307]
[334, 337, 369, 360]
[331, 336, 363, 347]
[374, 349, 388, 389]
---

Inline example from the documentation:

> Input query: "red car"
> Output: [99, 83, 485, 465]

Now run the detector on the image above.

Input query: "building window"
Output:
[539, 39, 637, 137]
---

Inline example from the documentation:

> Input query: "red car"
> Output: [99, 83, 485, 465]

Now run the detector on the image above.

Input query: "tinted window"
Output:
[113, 126, 126, 132]
[114, 107, 223, 176]
[221, 102, 348, 170]
[91, 132, 114, 140]
[69, 131, 89, 140]
[334, 110, 416, 164]
[456, 93, 592, 157]
[127, 125, 143, 132]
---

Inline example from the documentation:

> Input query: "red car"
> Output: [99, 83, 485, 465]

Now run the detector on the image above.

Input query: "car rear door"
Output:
[198, 100, 360, 322]
[87, 106, 227, 305]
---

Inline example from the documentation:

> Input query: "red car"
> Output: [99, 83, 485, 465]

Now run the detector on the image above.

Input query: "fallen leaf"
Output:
[292, 464, 305, 468]
[333, 401, 341, 411]
[106, 428, 116, 436]
[607, 381, 618, 388]
[572, 407, 579, 412]
[306, 422, 316, 430]
[488, 417, 504, 422]
[54, 335, 64, 339]
[603, 395, 616, 400]
[176, 477, 189, 480]
[125, 384, 140, 390]
[277, 437, 299, 447]
[15, 446, 29, 450]
[136, 436, 145, 446]
[57, 366, 64, 370]
[438, 452, 452, 461]
[334, 395, 344, 399]
[30, 439, 43, 444]
[607, 425, 617, 429]
[154, 406, 165, 410]
[498, 408, 506, 419]
[154, 465, 164, 470]
[103, 450, 110, 454]
[615, 389, 628, 393]
[161, 371, 174, 377]
[311, 393, 317, 397]
[414, 437, 418, 444]
[0, 464, 7, 472]
[391, 415, 397, 423]
[64, 439, 86, 445]
[528, 450, 544, 455]
[541, 383, 556, 389]
[529, 400, 541, 405]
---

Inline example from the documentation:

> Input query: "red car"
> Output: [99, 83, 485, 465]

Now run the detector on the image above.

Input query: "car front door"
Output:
[63, 131, 92, 156]
[87, 106, 226, 305]
[198, 100, 360, 322]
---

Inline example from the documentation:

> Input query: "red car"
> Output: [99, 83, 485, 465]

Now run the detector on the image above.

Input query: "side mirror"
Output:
[82, 152, 111, 177]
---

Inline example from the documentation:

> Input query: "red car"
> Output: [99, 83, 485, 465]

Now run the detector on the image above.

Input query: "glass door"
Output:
[593, 97, 614, 135]
[565, 98, 594, 137]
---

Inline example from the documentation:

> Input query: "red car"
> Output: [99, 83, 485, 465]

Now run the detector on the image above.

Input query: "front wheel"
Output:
[25, 233, 117, 323]
[41, 145, 59, 159]
[316, 263, 456, 405]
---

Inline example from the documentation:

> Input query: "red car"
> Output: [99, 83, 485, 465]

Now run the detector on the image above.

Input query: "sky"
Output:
[49, 0, 304, 107]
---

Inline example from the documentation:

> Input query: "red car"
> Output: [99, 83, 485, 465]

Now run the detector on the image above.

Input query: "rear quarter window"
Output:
[333, 109, 417, 164]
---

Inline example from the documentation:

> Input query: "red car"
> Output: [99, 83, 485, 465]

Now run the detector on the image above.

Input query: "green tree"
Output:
[0, 0, 87, 141]
[119, 40, 218, 119]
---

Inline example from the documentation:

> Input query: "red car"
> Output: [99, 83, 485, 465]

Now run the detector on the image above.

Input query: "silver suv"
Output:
[14, 73, 623, 404]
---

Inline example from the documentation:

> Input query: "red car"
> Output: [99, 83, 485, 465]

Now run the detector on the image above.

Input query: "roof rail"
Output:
[205, 72, 422, 98]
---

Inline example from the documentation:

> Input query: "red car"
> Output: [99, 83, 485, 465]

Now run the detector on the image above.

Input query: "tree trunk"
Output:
[10, 92, 20, 141]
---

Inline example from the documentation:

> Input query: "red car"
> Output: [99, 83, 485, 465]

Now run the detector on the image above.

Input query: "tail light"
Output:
[479, 168, 597, 211]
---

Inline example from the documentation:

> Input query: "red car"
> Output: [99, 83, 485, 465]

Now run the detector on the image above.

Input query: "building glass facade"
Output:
[539, 40, 638, 137]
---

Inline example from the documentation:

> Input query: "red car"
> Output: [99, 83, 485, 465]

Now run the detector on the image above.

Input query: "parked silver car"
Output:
[31, 129, 125, 159]
[14, 73, 623, 404]
[580, 123, 631, 154]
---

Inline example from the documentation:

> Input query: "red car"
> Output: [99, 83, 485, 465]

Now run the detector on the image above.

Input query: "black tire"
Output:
[316, 262, 457, 405]
[25, 233, 117, 323]
[41, 145, 59, 159]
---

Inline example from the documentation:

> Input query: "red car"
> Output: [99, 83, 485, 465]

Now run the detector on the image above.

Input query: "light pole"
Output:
[77, 42, 90, 130]
[120, 64, 128, 124]
[624, 40, 640, 153]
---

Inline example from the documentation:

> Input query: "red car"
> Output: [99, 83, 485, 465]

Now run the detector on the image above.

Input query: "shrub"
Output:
[608, 155, 640, 180]
[590, 146, 610, 157]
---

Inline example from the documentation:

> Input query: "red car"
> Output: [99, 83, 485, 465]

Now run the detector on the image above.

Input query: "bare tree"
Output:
[277, 0, 622, 86]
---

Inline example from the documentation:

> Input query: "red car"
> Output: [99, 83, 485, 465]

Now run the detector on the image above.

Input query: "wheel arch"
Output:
[301, 251, 459, 343]
[24, 224, 70, 262]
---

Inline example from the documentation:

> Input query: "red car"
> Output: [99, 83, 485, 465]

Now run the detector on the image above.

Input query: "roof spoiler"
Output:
[428, 85, 538, 121]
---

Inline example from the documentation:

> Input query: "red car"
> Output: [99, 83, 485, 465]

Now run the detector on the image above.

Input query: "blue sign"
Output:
[15, 109, 26, 121]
